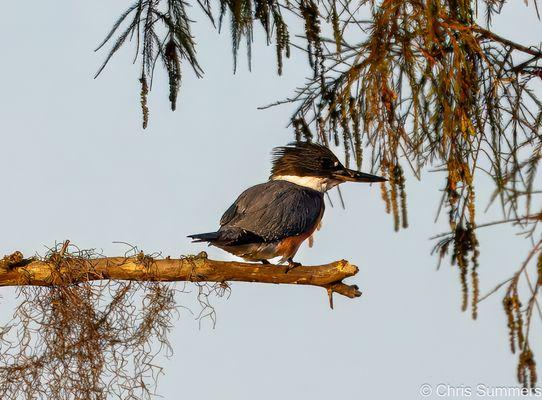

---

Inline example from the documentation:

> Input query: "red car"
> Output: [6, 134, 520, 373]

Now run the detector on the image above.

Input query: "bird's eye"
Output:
[322, 158, 341, 170]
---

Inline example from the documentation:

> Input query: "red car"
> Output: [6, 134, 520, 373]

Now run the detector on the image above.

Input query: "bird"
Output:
[188, 141, 386, 271]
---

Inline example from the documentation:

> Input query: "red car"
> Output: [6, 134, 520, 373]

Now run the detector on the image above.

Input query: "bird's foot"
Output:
[285, 259, 302, 273]
[259, 259, 271, 265]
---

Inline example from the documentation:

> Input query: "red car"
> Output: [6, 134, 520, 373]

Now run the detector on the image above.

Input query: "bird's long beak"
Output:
[332, 168, 387, 183]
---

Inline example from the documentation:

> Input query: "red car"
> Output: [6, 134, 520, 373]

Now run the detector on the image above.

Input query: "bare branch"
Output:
[0, 251, 362, 301]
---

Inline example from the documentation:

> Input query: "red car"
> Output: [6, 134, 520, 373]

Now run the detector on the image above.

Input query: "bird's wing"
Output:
[219, 180, 324, 242]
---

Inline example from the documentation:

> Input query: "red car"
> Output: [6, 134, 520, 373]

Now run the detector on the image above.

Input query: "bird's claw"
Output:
[285, 260, 302, 273]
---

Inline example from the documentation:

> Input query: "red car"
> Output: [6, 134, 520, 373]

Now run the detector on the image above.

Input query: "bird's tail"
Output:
[188, 228, 262, 246]
[187, 231, 220, 243]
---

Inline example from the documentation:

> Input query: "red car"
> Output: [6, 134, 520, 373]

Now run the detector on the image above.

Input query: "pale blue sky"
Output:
[0, 2, 541, 399]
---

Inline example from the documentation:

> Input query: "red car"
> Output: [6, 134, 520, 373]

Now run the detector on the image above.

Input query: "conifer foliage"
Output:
[60, 0, 542, 391]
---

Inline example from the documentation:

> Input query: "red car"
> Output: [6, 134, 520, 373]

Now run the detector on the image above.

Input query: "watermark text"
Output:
[419, 383, 542, 397]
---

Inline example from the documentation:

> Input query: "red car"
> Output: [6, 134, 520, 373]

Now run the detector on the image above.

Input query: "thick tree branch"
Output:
[0, 251, 361, 306]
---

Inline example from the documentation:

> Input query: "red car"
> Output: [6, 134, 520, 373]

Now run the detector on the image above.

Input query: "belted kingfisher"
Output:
[188, 142, 386, 270]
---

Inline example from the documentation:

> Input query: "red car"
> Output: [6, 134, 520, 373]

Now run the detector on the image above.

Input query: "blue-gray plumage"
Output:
[189, 141, 386, 270]
[219, 180, 324, 242]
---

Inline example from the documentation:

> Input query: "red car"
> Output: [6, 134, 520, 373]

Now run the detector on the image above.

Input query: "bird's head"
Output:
[270, 141, 386, 192]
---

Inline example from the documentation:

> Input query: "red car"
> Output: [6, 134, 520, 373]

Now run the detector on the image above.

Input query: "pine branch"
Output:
[472, 25, 542, 58]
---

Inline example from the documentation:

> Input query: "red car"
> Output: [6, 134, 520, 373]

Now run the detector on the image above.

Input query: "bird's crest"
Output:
[270, 141, 342, 178]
